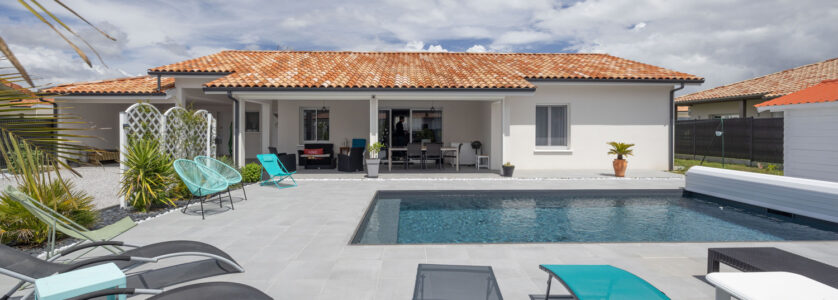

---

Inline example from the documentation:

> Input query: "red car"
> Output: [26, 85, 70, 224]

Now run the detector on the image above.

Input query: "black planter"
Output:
[502, 165, 515, 177]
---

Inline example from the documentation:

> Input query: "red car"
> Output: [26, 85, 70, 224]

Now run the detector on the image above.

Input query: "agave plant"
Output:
[607, 142, 635, 160]
[119, 138, 176, 212]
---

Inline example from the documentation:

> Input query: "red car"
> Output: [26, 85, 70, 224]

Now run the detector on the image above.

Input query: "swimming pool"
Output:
[351, 190, 838, 244]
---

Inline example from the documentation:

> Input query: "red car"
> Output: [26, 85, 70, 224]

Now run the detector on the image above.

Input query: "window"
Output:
[302, 108, 329, 142]
[245, 112, 260, 132]
[411, 109, 442, 143]
[535, 105, 568, 147]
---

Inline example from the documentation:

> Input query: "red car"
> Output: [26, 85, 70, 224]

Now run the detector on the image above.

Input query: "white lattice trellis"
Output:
[123, 103, 162, 142]
[119, 103, 217, 207]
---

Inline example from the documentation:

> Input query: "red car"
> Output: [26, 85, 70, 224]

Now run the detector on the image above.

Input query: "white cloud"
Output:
[0, 0, 835, 96]
[401, 41, 448, 52]
[466, 45, 488, 53]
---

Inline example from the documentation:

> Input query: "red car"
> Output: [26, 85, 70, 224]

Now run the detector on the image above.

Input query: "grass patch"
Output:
[673, 159, 783, 175]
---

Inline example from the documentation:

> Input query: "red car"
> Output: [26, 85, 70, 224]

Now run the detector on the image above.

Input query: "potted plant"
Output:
[366, 142, 385, 178]
[502, 161, 515, 177]
[607, 142, 634, 177]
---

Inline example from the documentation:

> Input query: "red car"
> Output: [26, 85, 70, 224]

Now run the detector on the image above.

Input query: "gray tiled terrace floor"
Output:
[6, 174, 838, 299]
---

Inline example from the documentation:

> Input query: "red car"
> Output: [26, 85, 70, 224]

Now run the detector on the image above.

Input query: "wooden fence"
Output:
[675, 117, 784, 163]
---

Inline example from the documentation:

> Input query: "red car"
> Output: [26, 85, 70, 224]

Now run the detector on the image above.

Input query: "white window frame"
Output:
[300, 107, 330, 143]
[534, 104, 571, 150]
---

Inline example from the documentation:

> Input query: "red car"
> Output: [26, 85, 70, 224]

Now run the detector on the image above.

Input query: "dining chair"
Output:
[425, 143, 443, 169]
[406, 143, 423, 169]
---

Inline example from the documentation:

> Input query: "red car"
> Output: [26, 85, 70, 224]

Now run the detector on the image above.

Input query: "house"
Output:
[44, 51, 702, 171]
[755, 79, 838, 182]
[676, 58, 838, 119]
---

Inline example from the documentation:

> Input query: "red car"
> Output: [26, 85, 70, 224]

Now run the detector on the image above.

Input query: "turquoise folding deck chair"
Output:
[173, 159, 230, 219]
[539, 265, 670, 300]
[194, 156, 247, 201]
[256, 154, 297, 189]
[4, 186, 136, 257]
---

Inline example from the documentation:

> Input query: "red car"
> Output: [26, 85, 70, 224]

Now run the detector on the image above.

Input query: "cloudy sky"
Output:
[1, 0, 836, 95]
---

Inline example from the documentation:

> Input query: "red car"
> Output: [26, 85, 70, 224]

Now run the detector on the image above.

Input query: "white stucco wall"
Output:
[781, 105, 838, 182]
[57, 102, 174, 150]
[503, 83, 672, 170]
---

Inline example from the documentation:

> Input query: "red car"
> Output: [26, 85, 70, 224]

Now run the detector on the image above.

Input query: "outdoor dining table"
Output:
[388, 146, 459, 171]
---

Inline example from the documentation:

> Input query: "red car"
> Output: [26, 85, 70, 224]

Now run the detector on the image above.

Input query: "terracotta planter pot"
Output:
[612, 159, 627, 177]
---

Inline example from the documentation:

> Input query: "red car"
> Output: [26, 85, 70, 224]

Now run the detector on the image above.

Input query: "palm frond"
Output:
[53, 0, 117, 41]
[17, 0, 92, 67]
[30, 0, 107, 66]
[0, 37, 33, 88]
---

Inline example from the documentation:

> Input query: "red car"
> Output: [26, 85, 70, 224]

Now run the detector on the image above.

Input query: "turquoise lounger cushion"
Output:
[540, 265, 669, 300]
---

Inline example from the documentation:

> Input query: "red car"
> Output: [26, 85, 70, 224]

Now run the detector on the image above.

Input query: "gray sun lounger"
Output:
[413, 264, 503, 300]
[708, 247, 838, 288]
[0, 240, 243, 299]
[67, 282, 272, 300]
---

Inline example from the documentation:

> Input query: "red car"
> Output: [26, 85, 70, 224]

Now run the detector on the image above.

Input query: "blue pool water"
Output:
[351, 190, 838, 244]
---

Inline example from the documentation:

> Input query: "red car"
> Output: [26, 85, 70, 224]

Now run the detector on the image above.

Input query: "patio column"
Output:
[237, 99, 246, 167]
[369, 95, 378, 147]
[260, 101, 270, 154]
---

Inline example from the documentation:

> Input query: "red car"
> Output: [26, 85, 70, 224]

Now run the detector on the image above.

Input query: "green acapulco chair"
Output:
[194, 156, 247, 201]
[173, 159, 229, 219]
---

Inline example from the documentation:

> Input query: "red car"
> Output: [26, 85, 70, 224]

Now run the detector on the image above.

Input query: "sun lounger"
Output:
[412, 264, 503, 300]
[708, 247, 838, 288]
[67, 282, 272, 300]
[0, 240, 243, 299]
[256, 154, 297, 189]
[538, 265, 670, 300]
[195, 155, 248, 201]
[174, 159, 230, 219]
[4, 186, 136, 256]
[707, 271, 838, 300]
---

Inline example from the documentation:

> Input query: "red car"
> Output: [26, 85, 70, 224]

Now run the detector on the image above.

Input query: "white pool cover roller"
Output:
[706, 271, 838, 300]
[685, 166, 838, 223]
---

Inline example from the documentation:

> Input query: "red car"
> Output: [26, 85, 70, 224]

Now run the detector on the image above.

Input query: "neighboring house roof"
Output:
[43, 76, 175, 96]
[676, 57, 838, 104]
[1, 79, 53, 106]
[148, 50, 702, 90]
[755, 79, 838, 108]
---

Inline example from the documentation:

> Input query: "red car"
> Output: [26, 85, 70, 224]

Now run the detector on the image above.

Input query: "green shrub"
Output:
[120, 139, 175, 212]
[241, 163, 262, 183]
[0, 179, 97, 246]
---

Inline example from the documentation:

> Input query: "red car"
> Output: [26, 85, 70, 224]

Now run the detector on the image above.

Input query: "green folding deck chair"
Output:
[256, 154, 297, 189]
[173, 159, 230, 220]
[194, 156, 247, 201]
[3, 186, 136, 257]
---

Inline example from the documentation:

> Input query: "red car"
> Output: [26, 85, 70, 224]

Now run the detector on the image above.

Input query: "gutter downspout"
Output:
[156, 74, 162, 92]
[669, 82, 685, 171]
[226, 91, 240, 167]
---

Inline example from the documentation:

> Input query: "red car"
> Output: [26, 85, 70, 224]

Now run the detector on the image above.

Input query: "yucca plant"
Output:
[120, 138, 176, 212]
[607, 142, 635, 160]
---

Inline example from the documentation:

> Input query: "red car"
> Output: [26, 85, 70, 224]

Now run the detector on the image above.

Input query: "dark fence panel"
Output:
[675, 117, 783, 163]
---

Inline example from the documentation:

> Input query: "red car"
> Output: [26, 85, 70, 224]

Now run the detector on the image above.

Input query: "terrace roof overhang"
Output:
[202, 86, 536, 101]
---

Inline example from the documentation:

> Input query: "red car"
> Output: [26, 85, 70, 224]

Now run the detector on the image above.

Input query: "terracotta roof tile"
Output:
[755, 79, 838, 107]
[149, 51, 701, 89]
[1, 79, 53, 106]
[43, 76, 174, 95]
[676, 57, 838, 104]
